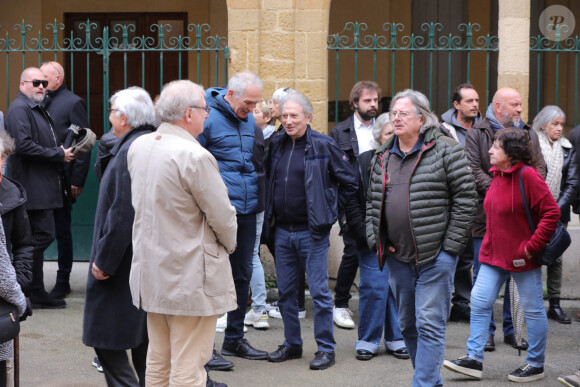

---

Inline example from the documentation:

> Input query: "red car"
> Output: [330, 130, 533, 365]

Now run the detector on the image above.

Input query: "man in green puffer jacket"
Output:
[365, 89, 477, 387]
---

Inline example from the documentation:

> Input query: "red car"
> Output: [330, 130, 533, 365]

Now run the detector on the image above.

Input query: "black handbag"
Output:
[0, 298, 20, 344]
[518, 166, 571, 266]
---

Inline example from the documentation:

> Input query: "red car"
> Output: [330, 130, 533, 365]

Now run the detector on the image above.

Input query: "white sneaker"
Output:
[268, 307, 306, 319]
[268, 307, 282, 319]
[216, 313, 248, 333]
[244, 309, 270, 329]
[216, 313, 228, 332]
[265, 302, 278, 311]
[333, 307, 355, 329]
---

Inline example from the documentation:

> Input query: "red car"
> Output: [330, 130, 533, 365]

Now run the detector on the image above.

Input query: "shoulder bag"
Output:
[519, 166, 571, 266]
[0, 298, 20, 344]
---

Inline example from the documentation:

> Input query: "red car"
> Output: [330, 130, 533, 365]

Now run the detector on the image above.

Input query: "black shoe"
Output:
[484, 334, 495, 352]
[221, 338, 267, 360]
[267, 345, 302, 362]
[443, 356, 483, 379]
[49, 282, 71, 299]
[504, 334, 528, 350]
[309, 351, 335, 370]
[449, 305, 470, 322]
[30, 291, 66, 309]
[355, 349, 373, 361]
[508, 363, 544, 382]
[548, 306, 572, 324]
[386, 347, 409, 360]
[206, 375, 227, 387]
[206, 349, 234, 371]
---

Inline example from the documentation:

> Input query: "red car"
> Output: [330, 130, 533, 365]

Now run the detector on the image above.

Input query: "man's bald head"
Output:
[40, 61, 65, 91]
[492, 87, 522, 128]
[20, 67, 47, 104]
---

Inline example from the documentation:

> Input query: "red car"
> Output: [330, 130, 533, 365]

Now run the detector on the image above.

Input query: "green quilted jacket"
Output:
[365, 126, 477, 269]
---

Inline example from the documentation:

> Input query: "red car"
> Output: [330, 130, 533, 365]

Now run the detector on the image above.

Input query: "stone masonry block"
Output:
[295, 79, 326, 101]
[264, 32, 295, 61]
[228, 0, 260, 9]
[228, 9, 260, 31]
[296, 0, 331, 10]
[295, 10, 328, 32]
[277, 10, 296, 32]
[260, 60, 295, 81]
[263, 0, 292, 10]
[498, 0, 530, 18]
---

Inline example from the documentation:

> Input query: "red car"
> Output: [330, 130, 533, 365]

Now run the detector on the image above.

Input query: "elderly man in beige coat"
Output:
[128, 79, 238, 387]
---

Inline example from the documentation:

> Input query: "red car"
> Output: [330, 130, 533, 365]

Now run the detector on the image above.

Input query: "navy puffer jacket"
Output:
[197, 87, 258, 214]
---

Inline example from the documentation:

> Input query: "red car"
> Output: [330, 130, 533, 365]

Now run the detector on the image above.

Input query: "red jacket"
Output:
[479, 162, 560, 272]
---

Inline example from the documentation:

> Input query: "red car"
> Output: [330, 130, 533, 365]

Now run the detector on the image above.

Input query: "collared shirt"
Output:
[353, 114, 375, 155]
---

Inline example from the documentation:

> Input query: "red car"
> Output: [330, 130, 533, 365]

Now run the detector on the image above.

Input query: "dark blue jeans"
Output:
[223, 213, 256, 346]
[54, 206, 74, 283]
[355, 249, 404, 353]
[275, 228, 335, 352]
[472, 237, 514, 337]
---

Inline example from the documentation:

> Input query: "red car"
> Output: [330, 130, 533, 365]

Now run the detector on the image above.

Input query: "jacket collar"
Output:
[156, 122, 198, 143]
[17, 91, 42, 109]
[110, 124, 156, 156]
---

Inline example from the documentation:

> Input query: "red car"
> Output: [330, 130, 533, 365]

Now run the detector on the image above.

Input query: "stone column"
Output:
[497, 0, 530, 122]
[226, 0, 331, 133]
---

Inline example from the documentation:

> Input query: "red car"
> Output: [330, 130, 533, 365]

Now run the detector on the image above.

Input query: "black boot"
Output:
[547, 298, 571, 324]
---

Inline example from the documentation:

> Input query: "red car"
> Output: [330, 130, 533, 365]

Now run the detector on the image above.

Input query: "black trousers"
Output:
[452, 237, 474, 308]
[0, 360, 6, 387]
[53, 207, 74, 284]
[94, 341, 148, 387]
[334, 233, 358, 308]
[27, 210, 56, 294]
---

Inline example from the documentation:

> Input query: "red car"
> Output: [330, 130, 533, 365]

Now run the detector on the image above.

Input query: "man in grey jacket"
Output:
[440, 83, 481, 323]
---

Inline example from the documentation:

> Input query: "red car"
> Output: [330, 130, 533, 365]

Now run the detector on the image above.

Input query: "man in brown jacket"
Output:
[464, 87, 546, 352]
[128, 80, 238, 387]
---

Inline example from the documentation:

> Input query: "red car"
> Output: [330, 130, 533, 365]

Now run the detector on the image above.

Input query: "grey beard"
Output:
[32, 94, 45, 104]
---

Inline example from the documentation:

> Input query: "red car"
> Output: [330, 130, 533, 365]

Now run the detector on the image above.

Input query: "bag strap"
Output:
[518, 166, 536, 233]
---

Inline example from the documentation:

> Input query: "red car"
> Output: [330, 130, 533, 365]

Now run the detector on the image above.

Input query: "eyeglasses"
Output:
[108, 108, 119, 113]
[23, 79, 48, 88]
[190, 105, 211, 114]
[389, 111, 416, 119]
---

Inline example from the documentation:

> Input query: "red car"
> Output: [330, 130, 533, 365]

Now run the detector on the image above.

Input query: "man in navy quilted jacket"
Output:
[197, 71, 268, 365]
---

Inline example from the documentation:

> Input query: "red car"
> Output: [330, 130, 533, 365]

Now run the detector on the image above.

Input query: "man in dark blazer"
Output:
[83, 87, 155, 386]
[5, 67, 75, 309]
[41, 61, 91, 299]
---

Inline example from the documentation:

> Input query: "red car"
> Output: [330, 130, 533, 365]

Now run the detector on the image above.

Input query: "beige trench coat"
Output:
[128, 122, 237, 316]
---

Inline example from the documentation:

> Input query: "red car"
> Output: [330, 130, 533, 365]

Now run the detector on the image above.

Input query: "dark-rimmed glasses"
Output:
[190, 106, 211, 114]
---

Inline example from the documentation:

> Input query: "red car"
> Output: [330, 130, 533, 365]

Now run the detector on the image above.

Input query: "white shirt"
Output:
[353, 114, 375, 154]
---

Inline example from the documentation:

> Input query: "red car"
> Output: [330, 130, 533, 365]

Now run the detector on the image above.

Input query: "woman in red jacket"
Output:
[444, 128, 560, 383]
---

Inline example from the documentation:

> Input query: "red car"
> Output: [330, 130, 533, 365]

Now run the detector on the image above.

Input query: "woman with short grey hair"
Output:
[532, 105, 577, 324]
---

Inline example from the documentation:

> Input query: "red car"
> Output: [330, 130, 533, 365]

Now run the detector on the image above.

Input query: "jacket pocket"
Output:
[203, 244, 228, 296]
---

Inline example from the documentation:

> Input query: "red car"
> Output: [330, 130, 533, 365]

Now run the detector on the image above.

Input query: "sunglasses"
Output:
[23, 79, 48, 88]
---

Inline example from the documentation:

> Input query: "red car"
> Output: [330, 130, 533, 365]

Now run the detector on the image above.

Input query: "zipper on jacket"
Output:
[284, 142, 295, 232]
[407, 141, 435, 266]
[377, 152, 387, 267]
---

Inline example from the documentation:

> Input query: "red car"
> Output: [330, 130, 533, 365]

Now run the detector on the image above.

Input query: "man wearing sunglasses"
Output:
[4, 67, 75, 309]
[40, 61, 90, 301]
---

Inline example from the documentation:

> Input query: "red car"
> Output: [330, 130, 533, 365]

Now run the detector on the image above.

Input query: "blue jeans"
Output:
[387, 250, 457, 387]
[472, 237, 514, 337]
[355, 249, 404, 353]
[249, 211, 267, 314]
[467, 264, 547, 368]
[223, 213, 256, 346]
[275, 228, 335, 352]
